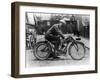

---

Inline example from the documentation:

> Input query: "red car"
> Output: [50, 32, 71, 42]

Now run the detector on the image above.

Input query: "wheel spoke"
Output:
[69, 42, 85, 60]
[34, 42, 51, 60]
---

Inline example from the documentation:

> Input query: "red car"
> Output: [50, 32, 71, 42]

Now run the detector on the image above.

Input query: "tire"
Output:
[69, 41, 85, 60]
[33, 41, 52, 60]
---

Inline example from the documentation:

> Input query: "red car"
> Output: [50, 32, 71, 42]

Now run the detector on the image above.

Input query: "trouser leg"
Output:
[54, 37, 60, 50]
[45, 35, 60, 57]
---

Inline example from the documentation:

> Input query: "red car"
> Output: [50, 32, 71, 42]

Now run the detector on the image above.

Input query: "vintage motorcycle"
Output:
[33, 35, 86, 60]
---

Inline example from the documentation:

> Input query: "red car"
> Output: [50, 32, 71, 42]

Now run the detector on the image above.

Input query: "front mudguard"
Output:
[68, 41, 86, 57]
[70, 41, 85, 51]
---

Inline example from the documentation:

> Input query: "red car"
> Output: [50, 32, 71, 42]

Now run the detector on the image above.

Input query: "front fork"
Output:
[63, 39, 78, 54]
[72, 41, 79, 51]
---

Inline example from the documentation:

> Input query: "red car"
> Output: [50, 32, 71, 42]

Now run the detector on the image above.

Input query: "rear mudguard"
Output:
[34, 41, 48, 48]
[35, 40, 53, 52]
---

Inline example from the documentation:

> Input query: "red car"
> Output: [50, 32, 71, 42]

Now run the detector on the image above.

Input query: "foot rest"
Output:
[76, 37, 81, 40]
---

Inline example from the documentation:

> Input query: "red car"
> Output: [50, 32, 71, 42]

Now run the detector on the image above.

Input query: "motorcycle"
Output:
[33, 35, 86, 60]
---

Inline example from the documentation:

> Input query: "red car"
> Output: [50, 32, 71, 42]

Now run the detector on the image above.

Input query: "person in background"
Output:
[70, 14, 79, 37]
[29, 28, 37, 48]
[82, 18, 89, 38]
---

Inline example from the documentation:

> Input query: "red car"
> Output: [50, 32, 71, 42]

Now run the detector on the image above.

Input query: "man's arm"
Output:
[54, 25, 65, 39]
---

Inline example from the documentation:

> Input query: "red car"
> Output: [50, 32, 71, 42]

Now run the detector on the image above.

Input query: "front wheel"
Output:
[69, 42, 85, 60]
[33, 41, 52, 60]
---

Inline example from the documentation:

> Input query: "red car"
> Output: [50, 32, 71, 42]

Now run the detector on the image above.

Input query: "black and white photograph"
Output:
[11, 2, 97, 78]
[25, 12, 90, 67]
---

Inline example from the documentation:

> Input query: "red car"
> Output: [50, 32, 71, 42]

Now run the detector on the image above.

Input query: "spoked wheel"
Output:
[34, 42, 51, 60]
[69, 42, 85, 60]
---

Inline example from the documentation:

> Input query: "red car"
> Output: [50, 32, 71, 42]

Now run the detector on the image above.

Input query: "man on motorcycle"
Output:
[45, 19, 66, 58]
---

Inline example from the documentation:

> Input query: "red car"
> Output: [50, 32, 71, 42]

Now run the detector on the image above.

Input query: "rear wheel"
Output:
[69, 42, 85, 60]
[34, 42, 51, 60]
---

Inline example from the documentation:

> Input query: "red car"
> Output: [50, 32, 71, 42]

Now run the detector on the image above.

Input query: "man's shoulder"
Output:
[52, 24, 59, 28]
